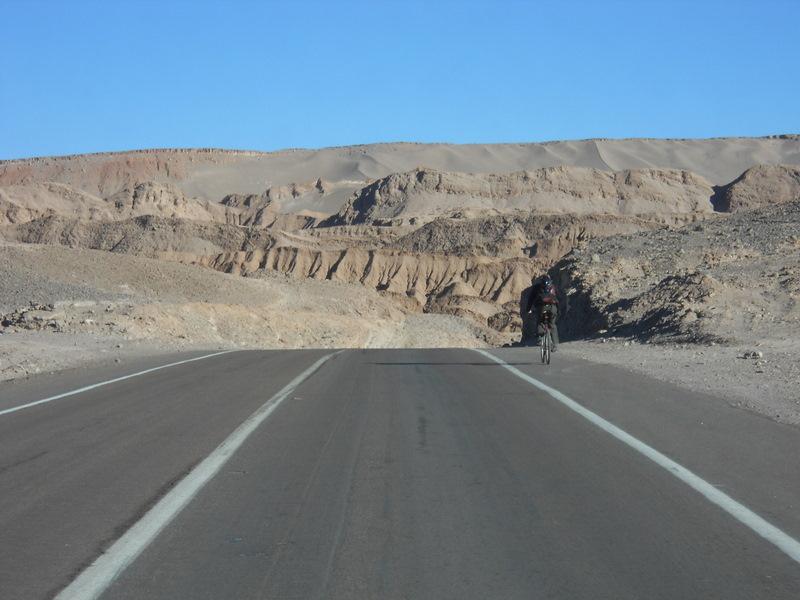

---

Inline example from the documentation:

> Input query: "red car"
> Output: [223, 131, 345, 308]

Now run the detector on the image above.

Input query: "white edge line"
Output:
[0, 350, 237, 417]
[55, 350, 340, 600]
[473, 348, 800, 566]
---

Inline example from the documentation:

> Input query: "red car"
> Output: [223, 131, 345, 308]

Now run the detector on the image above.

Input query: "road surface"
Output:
[1, 348, 798, 599]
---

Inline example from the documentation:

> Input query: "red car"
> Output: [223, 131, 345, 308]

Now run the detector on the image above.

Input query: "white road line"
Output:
[474, 348, 800, 566]
[0, 351, 236, 417]
[55, 350, 339, 600]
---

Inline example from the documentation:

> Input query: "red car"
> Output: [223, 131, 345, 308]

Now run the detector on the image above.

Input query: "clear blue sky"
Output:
[1, 0, 798, 159]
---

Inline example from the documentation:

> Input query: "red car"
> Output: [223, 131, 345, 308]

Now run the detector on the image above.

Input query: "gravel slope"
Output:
[0, 243, 507, 381]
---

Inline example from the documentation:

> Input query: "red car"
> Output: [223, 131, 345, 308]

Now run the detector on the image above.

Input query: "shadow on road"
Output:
[371, 362, 532, 366]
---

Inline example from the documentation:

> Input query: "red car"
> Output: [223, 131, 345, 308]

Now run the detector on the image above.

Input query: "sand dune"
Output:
[2, 137, 798, 205]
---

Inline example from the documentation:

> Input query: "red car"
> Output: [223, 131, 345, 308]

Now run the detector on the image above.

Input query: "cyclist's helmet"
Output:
[542, 274, 553, 287]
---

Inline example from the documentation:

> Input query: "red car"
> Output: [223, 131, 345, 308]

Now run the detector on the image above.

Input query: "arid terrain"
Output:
[1, 137, 799, 422]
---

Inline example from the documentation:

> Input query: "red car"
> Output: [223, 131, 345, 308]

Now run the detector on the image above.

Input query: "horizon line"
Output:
[2, 133, 799, 164]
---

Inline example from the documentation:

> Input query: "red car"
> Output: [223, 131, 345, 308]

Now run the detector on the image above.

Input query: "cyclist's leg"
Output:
[550, 304, 560, 350]
[524, 311, 537, 346]
[536, 305, 545, 337]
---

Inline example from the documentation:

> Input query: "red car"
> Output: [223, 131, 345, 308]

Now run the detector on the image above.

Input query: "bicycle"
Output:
[539, 309, 554, 365]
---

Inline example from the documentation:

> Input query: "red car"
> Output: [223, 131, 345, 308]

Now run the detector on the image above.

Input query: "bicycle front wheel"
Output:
[541, 327, 551, 364]
[540, 333, 547, 363]
[544, 332, 551, 365]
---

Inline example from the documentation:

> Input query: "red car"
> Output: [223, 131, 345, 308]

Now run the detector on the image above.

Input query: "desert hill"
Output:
[1, 137, 799, 394]
[2, 137, 799, 204]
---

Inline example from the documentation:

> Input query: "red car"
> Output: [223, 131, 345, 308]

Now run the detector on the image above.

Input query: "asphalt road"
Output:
[1, 348, 798, 599]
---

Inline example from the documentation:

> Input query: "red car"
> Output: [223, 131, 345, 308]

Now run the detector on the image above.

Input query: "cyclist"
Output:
[524, 274, 560, 351]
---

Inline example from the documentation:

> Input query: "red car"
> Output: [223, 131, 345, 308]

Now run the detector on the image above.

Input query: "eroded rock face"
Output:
[553, 201, 800, 344]
[208, 245, 538, 309]
[2, 215, 274, 259]
[110, 182, 190, 212]
[0, 183, 110, 225]
[393, 212, 707, 259]
[2, 143, 798, 345]
[0, 151, 194, 197]
[325, 167, 715, 225]
[0, 179, 321, 230]
[5, 210, 694, 333]
[714, 165, 800, 212]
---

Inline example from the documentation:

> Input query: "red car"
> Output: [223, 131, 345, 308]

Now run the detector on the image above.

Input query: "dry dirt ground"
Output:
[561, 340, 800, 426]
[0, 242, 505, 380]
[550, 199, 800, 424]
[1, 139, 798, 425]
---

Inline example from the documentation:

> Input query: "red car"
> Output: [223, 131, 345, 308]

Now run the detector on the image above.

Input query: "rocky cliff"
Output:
[2, 139, 799, 345]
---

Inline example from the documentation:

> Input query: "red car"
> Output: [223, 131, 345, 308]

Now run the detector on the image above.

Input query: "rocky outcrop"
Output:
[107, 182, 224, 221]
[3, 146, 799, 343]
[0, 208, 732, 336]
[1, 212, 542, 330]
[394, 211, 707, 259]
[0, 152, 194, 198]
[0, 183, 112, 225]
[0, 180, 319, 230]
[207, 246, 538, 312]
[1, 215, 277, 259]
[324, 166, 715, 225]
[218, 192, 318, 229]
[713, 165, 800, 212]
[552, 201, 800, 344]
[263, 178, 328, 201]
